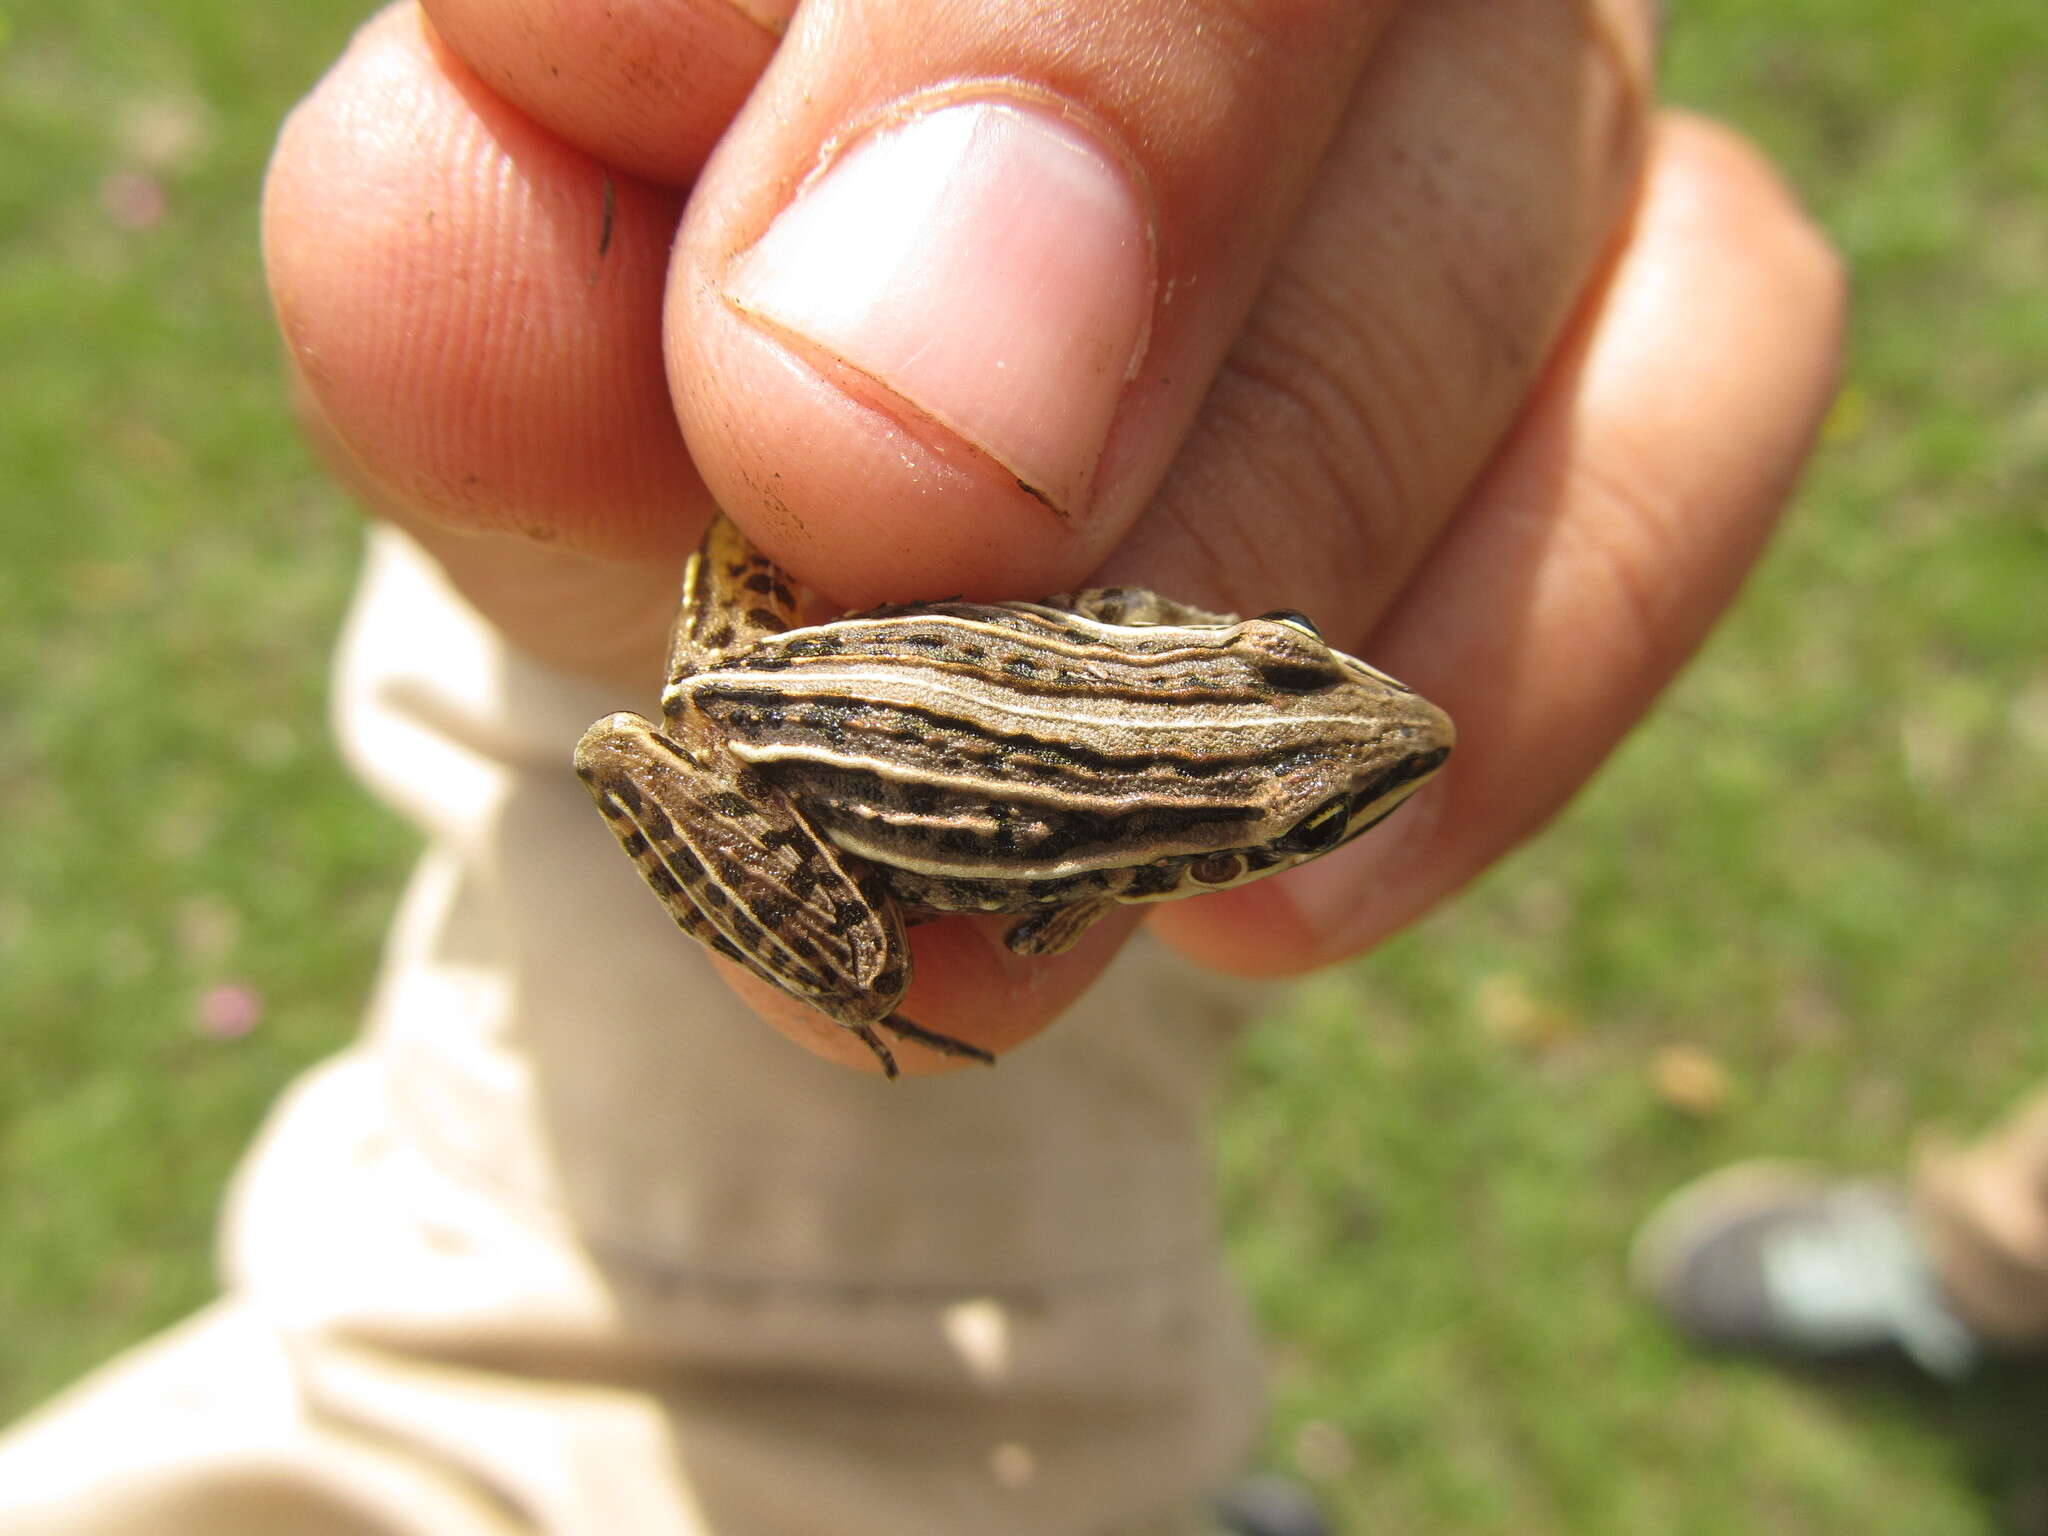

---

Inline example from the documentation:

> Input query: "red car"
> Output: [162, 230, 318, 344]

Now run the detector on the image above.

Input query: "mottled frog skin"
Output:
[576, 516, 1453, 1076]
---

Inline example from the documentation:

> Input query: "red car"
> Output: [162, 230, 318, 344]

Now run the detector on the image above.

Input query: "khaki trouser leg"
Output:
[1913, 1086, 2048, 1346]
[0, 529, 1265, 1534]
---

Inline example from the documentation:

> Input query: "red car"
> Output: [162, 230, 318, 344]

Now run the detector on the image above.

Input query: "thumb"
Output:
[666, 0, 1410, 604]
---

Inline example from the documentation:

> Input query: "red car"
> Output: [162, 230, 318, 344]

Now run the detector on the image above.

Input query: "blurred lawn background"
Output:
[2, 2, 2043, 1530]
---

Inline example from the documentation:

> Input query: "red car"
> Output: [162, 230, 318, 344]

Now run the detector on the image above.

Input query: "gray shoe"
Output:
[1213, 1473, 1330, 1536]
[1631, 1161, 1982, 1379]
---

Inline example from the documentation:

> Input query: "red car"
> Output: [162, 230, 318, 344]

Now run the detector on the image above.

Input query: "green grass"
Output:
[0, 0, 405, 1402]
[3, 3, 2045, 1530]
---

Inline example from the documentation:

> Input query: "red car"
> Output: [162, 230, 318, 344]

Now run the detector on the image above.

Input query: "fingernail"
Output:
[725, 98, 1154, 515]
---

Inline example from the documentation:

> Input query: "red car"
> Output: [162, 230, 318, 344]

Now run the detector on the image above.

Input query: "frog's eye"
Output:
[1242, 613, 1339, 692]
[1275, 794, 1352, 854]
[1256, 609, 1322, 639]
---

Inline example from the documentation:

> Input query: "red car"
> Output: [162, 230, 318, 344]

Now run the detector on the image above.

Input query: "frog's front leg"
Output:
[664, 515, 806, 686]
[574, 712, 993, 1078]
[1003, 896, 1119, 957]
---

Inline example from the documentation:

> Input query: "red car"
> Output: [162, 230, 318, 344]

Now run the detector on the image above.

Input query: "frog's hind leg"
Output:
[842, 1015, 996, 1079]
[576, 712, 990, 1078]
[665, 514, 807, 684]
[577, 712, 748, 955]
[881, 1013, 996, 1065]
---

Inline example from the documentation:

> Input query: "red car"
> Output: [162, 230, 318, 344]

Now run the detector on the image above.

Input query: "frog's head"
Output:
[1226, 610, 1455, 868]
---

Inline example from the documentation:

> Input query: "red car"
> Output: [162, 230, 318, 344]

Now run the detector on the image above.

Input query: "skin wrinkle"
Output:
[1552, 453, 1689, 684]
[1413, 175, 1564, 387]
[1101, 0, 1651, 644]
[1201, 338, 1417, 618]
[1385, 161, 1597, 399]
[1170, 236, 1452, 618]
[1118, 483, 1268, 618]
[1367, 4, 1648, 378]
[1270, 263, 1450, 537]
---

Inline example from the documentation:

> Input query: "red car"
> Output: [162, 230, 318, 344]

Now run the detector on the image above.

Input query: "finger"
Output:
[419, 0, 785, 186]
[263, 4, 709, 574]
[1148, 113, 1848, 976]
[667, 0, 1415, 601]
[1099, 0, 1656, 627]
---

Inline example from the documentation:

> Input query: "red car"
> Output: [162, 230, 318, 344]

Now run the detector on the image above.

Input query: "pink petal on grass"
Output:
[101, 171, 167, 230]
[195, 982, 263, 1039]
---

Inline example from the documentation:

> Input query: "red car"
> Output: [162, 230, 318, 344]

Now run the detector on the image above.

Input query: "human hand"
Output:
[262, 0, 1842, 1073]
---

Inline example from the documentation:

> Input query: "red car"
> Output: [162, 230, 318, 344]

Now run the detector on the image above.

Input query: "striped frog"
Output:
[575, 516, 1453, 1076]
